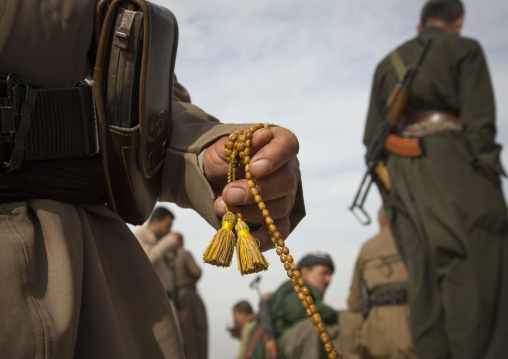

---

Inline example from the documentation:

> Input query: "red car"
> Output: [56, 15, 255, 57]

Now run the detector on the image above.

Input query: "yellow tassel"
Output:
[203, 211, 237, 267]
[235, 218, 269, 275]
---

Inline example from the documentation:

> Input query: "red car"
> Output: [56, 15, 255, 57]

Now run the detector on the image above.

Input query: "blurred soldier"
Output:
[134, 207, 179, 301]
[247, 252, 339, 359]
[363, 1, 508, 358]
[173, 234, 208, 359]
[228, 300, 258, 359]
[339, 207, 416, 358]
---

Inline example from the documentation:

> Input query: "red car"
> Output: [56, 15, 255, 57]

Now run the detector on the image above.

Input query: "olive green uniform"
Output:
[364, 26, 508, 358]
[250, 280, 338, 359]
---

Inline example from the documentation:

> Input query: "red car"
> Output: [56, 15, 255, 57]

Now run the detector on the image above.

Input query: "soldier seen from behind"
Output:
[363, 0, 508, 358]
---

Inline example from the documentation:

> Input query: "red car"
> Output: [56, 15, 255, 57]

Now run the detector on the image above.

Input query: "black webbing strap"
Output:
[10, 85, 98, 161]
[0, 74, 98, 170]
[370, 287, 408, 306]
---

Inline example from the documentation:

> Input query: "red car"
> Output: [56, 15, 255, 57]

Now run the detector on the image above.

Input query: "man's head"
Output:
[418, 0, 465, 34]
[147, 207, 175, 239]
[232, 300, 254, 328]
[297, 252, 335, 295]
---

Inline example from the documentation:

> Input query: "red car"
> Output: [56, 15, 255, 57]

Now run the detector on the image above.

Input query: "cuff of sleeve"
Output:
[160, 123, 248, 230]
[288, 179, 306, 234]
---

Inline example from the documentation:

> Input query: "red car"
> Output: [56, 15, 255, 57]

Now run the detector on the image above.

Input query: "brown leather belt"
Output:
[383, 110, 461, 158]
[399, 110, 460, 127]
[397, 110, 462, 138]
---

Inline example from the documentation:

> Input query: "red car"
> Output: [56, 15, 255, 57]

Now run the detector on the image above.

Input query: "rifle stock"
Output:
[350, 39, 432, 224]
[259, 299, 278, 359]
[386, 85, 410, 126]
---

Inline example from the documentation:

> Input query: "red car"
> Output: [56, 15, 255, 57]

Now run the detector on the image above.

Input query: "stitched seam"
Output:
[108, 128, 137, 137]
[121, 145, 144, 211]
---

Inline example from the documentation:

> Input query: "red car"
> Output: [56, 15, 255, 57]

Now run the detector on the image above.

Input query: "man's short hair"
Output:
[297, 252, 335, 273]
[233, 300, 253, 315]
[420, 0, 464, 26]
[149, 207, 174, 223]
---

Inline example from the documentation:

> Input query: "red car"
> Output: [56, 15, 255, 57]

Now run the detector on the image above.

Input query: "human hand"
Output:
[178, 310, 187, 325]
[226, 324, 241, 339]
[260, 291, 273, 301]
[203, 125, 300, 251]
[477, 159, 500, 185]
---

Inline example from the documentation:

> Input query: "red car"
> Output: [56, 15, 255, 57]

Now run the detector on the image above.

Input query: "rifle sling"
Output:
[389, 49, 406, 79]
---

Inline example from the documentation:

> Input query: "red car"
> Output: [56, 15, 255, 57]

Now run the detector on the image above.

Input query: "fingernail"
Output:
[251, 159, 270, 176]
[216, 199, 226, 215]
[225, 188, 246, 204]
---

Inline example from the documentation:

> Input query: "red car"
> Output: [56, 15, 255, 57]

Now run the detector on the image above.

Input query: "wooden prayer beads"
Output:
[204, 123, 341, 358]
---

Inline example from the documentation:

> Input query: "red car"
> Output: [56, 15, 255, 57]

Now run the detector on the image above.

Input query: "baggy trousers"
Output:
[383, 134, 508, 359]
[0, 200, 185, 359]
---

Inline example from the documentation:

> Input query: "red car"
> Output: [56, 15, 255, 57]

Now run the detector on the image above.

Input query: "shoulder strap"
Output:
[389, 49, 406, 79]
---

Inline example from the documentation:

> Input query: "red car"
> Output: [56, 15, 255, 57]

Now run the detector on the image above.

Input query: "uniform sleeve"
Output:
[160, 77, 306, 232]
[315, 302, 339, 325]
[347, 245, 366, 312]
[183, 250, 202, 281]
[269, 282, 306, 336]
[458, 41, 505, 175]
[160, 77, 247, 229]
[363, 62, 389, 147]
[144, 234, 179, 264]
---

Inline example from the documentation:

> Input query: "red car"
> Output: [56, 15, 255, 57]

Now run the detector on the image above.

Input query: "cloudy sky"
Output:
[133, 1, 508, 358]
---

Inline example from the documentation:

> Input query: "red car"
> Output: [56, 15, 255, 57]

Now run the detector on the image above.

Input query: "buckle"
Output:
[0, 73, 19, 146]
[1, 73, 36, 173]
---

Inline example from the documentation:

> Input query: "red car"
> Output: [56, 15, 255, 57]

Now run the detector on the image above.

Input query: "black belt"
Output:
[370, 287, 408, 306]
[0, 73, 98, 172]
[177, 284, 196, 291]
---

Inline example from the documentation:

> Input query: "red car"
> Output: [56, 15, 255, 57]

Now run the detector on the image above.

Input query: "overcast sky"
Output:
[133, 1, 508, 358]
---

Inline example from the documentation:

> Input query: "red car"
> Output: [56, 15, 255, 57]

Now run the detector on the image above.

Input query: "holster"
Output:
[93, 0, 178, 224]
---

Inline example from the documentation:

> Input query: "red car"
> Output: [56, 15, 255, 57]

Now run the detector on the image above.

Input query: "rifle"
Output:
[360, 279, 371, 319]
[259, 299, 278, 359]
[349, 38, 432, 225]
[248, 275, 278, 359]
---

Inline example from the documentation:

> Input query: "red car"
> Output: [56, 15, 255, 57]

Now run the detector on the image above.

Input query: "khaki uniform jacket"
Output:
[340, 227, 416, 359]
[134, 227, 179, 293]
[0, 1, 305, 358]
[0, 0, 306, 233]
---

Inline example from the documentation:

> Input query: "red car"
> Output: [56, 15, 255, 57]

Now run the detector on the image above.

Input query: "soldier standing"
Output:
[339, 207, 416, 358]
[173, 233, 208, 359]
[247, 252, 339, 359]
[134, 207, 179, 301]
[363, 1, 508, 358]
[0, 0, 304, 358]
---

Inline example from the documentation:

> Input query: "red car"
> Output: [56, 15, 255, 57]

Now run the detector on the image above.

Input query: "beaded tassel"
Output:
[235, 217, 269, 275]
[203, 211, 237, 267]
[204, 123, 341, 358]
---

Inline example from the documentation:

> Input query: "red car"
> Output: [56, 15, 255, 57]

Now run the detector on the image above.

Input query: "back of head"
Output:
[233, 300, 253, 315]
[297, 251, 335, 273]
[420, 0, 464, 26]
[149, 206, 174, 223]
